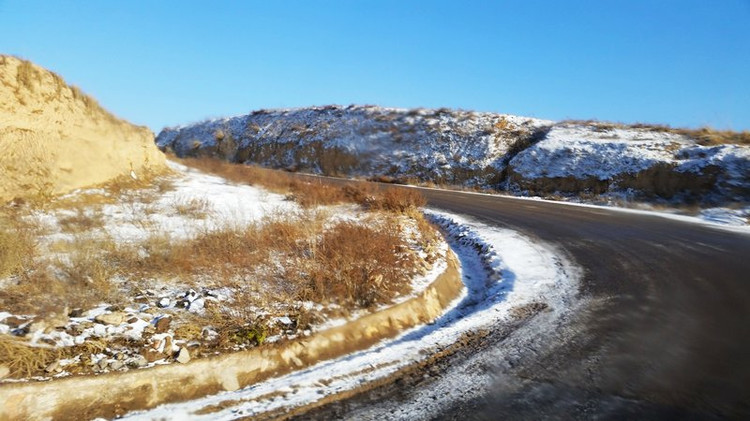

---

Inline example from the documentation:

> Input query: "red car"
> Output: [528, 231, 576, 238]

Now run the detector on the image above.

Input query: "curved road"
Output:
[297, 184, 750, 420]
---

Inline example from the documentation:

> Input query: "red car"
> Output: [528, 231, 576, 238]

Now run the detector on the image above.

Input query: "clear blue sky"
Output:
[1, 1, 749, 132]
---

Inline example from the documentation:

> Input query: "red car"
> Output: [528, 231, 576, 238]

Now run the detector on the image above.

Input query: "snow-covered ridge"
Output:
[157, 105, 549, 188]
[156, 106, 749, 206]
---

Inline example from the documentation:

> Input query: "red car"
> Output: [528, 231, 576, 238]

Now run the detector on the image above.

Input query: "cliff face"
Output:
[0, 56, 165, 201]
[157, 106, 749, 205]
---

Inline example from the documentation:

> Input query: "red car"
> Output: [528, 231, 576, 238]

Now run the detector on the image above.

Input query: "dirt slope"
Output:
[0, 55, 165, 201]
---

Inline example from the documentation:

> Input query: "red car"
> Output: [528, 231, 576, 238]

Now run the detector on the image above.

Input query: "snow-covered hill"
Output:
[156, 105, 750, 206]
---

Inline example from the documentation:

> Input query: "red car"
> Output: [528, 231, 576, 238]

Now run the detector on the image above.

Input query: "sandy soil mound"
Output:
[0, 55, 165, 202]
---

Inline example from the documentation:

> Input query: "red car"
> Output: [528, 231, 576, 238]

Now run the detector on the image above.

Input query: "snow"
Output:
[121, 209, 580, 420]
[509, 125, 685, 180]
[698, 207, 750, 227]
[107, 161, 298, 242]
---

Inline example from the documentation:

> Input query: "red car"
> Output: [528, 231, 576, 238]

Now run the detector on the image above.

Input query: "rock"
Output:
[184, 289, 199, 301]
[163, 336, 173, 353]
[128, 355, 148, 368]
[97, 359, 109, 371]
[109, 360, 124, 370]
[11, 324, 30, 336]
[68, 308, 84, 318]
[143, 349, 164, 363]
[94, 312, 127, 325]
[155, 316, 171, 333]
[187, 298, 204, 313]
[91, 323, 108, 338]
[45, 360, 60, 373]
[2, 316, 26, 328]
[127, 317, 138, 324]
[175, 347, 190, 364]
[133, 295, 150, 304]
[0, 364, 10, 379]
[47, 312, 69, 330]
[105, 304, 122, 312]
[27, 320, 48, 334]
[157, 297, 170, 308]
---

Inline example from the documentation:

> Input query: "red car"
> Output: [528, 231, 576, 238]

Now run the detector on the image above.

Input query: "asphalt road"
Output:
[297, 182, 750, 420]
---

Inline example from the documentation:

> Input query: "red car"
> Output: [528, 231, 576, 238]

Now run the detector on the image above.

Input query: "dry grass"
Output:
[58, 208, 105, 233]
[562, 119, 750, 146]
[178, 157, 295, 193]
[0, 248, 119, 314]
[0, 335, 61, 378]
[119, 212, 417, 310]
[177, 156, 429, 214]
[670, 127, 750, 146]
[173, 197, 212, 218]
[0, 214, 36, 278]
[300, 219, 413, 307]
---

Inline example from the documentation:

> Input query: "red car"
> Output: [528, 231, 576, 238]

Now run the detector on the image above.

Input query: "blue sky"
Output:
[1, 1, 749, 132]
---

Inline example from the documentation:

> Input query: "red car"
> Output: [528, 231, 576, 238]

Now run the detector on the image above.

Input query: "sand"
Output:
[0, 55, 165, 202]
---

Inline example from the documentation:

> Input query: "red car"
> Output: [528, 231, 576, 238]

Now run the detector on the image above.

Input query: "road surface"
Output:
[296, 184, 750, 420]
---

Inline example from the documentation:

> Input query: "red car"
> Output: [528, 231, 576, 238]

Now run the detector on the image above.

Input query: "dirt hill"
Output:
[0, 56, 165, 202]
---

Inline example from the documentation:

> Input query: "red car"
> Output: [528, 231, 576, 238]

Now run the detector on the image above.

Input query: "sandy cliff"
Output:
[0, 55, 165, 201]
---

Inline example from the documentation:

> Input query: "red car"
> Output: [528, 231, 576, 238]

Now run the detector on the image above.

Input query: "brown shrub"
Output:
[300, 219, 413, 308]
[288, 179, 346, 207]
[58, 208, 105, 233]
[0, 216, 36, 278]
[0, 335, 62, 378]
[369, 187, 426, 213]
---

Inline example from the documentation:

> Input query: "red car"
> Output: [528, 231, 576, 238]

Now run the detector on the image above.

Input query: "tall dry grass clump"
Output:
[301, 220, 412, 307]
[0, 235, 121, 314]
[0, 336, 62, 378]
[0, 214, 36, 278]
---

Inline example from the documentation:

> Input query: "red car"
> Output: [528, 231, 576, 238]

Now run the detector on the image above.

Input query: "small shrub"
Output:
[289, 180, 346, 207]
[0, 335, 61, 378]
[173, 197, 212, 218]
[369, 187, 426, 213]
[0, 218, 36, 278]
[58, 208, 105, 233]
[301, 219, 413, 308]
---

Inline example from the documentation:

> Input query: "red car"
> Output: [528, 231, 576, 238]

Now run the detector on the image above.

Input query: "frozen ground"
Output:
[120, 210, 581, 420]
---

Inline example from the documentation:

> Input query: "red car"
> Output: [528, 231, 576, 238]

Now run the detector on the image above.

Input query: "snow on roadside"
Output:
[121, 210, 580, 420]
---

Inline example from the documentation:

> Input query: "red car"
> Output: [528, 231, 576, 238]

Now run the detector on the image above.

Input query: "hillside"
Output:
[0, 56, 165, 202]
[157, 105, 750, 207]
